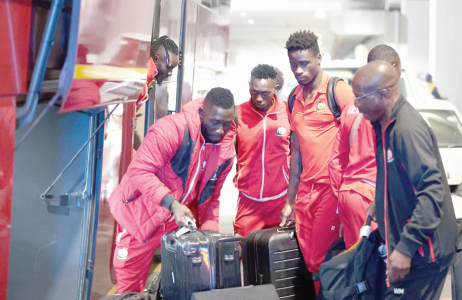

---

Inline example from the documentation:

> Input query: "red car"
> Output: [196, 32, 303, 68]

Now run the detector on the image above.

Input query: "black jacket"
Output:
[373, 95, 457, 275]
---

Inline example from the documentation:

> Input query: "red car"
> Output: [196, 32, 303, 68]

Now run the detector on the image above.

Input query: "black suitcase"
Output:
[161, 228, 246, 300]
[247, 226, 316, 299]
[190, 284, 279, 300]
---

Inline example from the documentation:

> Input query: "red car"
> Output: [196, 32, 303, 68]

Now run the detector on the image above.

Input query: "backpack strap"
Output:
[349, 113, 363, 148]
[288, 85, 299, 114]
[327, 77, 343, 123]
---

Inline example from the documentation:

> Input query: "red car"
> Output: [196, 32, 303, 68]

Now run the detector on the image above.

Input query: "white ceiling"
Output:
[229, 0, 387, 59]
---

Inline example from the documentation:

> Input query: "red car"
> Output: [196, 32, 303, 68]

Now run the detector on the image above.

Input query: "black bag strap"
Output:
[288, 85, 299, 115]
[321, 281, 370, 299]
[327, 77, 343, 123]
[288, 77, 343, 123]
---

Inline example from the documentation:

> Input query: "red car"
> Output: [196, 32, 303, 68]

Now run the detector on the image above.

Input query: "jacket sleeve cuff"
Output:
[395, 236, 420, 258]
[160, 194, 176, 211]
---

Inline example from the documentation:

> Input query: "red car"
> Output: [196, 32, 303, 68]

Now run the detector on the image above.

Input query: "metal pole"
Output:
[176, 0, 188, 113]
[17, 0, 65, 128]
[144, 0, 163, 136]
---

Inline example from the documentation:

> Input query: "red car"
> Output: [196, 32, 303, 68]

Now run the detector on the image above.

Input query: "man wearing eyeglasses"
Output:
[328, 45, 400, 249]
[354, 61, 457, 299]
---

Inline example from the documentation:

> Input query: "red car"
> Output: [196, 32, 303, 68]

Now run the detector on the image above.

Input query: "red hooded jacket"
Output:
[109, 98, 235, 243]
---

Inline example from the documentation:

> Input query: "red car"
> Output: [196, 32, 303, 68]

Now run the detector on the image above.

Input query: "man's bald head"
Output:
[354, 61, 400, 92]
[352, 61, 401, 123]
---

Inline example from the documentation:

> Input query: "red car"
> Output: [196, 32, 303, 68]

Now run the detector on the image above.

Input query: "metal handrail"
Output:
[144, 0, 163, 135]
[16, 0, 65, 128]
[175, 0, 188, 114]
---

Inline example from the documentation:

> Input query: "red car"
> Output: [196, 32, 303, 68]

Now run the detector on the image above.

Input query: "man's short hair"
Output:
[285, 30, 320, 55]
[251, 64, 278, 80]
[204, 87, 234, 109]
[150, 35, 179, 58]
[367, 44, 400, 64]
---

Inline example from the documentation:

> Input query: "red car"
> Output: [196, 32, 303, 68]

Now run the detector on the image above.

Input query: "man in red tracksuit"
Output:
[109, 88, 236, 293]
[328, 104, 377, 249]
[233, 64, 290, 237]
[328, 44, 402, 249]
[279, 30, 355, 293]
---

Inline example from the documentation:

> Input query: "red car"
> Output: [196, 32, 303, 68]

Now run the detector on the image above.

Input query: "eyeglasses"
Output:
[355, 88, 387, 100]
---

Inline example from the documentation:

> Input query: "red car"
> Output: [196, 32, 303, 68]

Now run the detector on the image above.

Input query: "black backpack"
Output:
[318, 219, 387, 300]
[288, 77, 343, 123]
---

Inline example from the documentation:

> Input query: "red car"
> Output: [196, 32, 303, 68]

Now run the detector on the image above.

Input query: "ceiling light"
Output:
[317, 34, 323, 39]
[316, 10, 326, 19]
[240, 12, 246, 17]
[248, 19, 255, 25]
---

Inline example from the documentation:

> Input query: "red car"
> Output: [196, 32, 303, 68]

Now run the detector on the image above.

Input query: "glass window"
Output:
[418, 109, 462, 148]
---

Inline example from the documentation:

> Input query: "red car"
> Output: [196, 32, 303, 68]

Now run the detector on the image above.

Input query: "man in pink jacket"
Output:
[109, 87, 236, 293]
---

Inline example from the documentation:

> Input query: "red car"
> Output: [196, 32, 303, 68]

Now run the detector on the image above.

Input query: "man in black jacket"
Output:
[353, 61, 458, 299]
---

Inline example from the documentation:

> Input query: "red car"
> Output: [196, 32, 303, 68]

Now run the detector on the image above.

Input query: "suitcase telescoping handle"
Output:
[216, 236, 248, 287]
[366, 215, 372, 226]
[277, 221, 297, 239]
[277, 220, 296, 232]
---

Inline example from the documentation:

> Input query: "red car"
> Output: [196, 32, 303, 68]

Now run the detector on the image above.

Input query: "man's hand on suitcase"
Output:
[387, 249, 412, 282]
[280, 202, 295, 226]
[366, 200, 377, 222]
[171, 200, 196, 228]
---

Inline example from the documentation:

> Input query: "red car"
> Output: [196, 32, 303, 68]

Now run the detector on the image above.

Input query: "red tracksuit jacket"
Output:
[234, 96, 290, 200]
[109, 98, 235, 243]
[328, 104, 376, 201]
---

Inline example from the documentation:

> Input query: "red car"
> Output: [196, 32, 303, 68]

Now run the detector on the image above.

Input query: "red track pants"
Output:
[338, 189, 377, 249]
[233, 191, 286, 237]
[294, 182, 341, 273]
[113, 220, 179, 293]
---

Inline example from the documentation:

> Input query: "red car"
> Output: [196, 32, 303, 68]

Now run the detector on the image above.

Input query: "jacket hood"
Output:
[182, 97, 205, 142]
